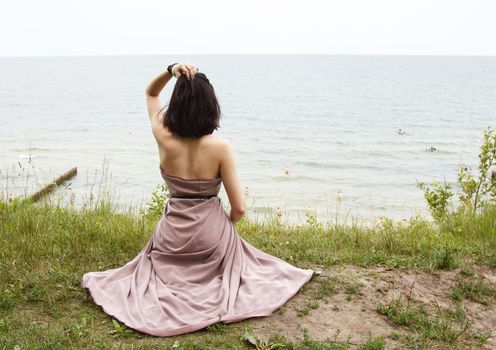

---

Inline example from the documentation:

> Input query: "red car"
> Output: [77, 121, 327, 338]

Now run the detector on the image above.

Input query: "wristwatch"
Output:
[167, 63, 179, 77]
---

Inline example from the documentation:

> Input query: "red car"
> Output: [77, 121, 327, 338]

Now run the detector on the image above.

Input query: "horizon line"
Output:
[1, 52, 496, 59]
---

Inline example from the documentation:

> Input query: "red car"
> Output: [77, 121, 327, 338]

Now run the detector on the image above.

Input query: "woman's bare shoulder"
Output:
[201, 134, 231, 150]
[196, 135, 232, 165]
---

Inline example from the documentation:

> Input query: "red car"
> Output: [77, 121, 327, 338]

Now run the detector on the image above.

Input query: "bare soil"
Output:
[250, 264, 496, 349]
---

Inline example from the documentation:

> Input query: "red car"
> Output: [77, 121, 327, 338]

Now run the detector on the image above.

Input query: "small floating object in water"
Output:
[284, 166, 289, 175]
[397, 128, 407, 135]
[336, 190, 343, 201]
[128, 130, 133, 135]
[275, 206, 283, 225]
[425, 146, 438, 152]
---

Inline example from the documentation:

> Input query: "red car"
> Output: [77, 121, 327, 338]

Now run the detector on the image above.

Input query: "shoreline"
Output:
[0, 183, 429, 229]
[0, 160, 431, 228]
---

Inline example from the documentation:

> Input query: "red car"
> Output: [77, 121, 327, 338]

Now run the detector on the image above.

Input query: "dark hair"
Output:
[162, 72, 221, 138]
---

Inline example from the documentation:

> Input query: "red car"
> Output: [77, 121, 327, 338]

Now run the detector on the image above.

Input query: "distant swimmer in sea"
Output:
[244, 186, 249, 196]
[397, 128, 408, 135]
[284, 166, 289, 175]
[336, 190, 343, 201]
[426, 146, 438, 152]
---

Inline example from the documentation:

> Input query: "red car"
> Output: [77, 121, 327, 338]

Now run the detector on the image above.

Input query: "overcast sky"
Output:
[1, 0, 495, 57]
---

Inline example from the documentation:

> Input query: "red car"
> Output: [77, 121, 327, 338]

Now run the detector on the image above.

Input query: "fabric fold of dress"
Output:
[81, 165, 315, 337]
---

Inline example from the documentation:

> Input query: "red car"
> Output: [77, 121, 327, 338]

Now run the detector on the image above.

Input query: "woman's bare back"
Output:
[152, 126, 245, 223]
[156, 132, 224, 180]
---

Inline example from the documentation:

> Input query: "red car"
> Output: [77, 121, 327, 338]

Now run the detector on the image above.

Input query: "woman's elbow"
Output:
[233, 206, 245, 217]
[145, 86, 158, 97]
[230, 205, 245, 223]
[237, 207, 246, 217]
[145, 87, 153, 96]
[237, 201, 246, 215]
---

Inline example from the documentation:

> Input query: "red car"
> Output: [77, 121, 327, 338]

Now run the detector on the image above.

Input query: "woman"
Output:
[81, 63, 315, 337]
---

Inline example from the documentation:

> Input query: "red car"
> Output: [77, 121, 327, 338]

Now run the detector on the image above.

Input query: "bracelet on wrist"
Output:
[167, 63, 179, 77]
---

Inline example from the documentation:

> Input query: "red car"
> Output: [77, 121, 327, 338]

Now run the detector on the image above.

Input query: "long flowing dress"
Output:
[81, 165, 315, 337]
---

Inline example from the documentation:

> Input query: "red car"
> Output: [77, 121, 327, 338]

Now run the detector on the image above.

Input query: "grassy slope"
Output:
[0, 197, 495, 349]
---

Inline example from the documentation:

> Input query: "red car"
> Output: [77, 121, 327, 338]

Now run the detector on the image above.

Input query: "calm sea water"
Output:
[1, 55, 495, 224]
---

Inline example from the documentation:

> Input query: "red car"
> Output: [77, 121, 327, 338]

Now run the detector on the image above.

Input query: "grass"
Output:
[376, 296, 491, 349]
[451, 272, 496, 305]
[0, 181, 495, 348]
[242, 326, 387, 350]
[294, 275, 364, 317]
[237, 205, 496, 272]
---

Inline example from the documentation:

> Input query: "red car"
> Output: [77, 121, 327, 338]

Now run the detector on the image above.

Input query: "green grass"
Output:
[242, 326, 387, 350]
[451, 272, 496, 305]
[242, 326, 386, 350]
[0, 191, 495, 349]
[376, 296, 490, 349]
[294, 275, 364, 317]
[237, 205, 496, 272]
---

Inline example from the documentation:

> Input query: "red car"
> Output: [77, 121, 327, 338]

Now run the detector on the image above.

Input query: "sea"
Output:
[1, 55, 495, 225]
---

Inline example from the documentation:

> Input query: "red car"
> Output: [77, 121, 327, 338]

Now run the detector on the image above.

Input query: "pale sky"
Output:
[1, 0, 495, 57]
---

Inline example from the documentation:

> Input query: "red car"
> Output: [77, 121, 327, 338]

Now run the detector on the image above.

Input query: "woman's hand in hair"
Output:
[172, 63, 198, 80]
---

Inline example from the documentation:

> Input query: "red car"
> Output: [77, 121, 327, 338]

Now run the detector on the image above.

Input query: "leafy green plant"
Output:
[140, 182, 170, 219]
[305, 207, 323, 230]
[457, 127, 496, 214]
[108, 319, 133, 337]
[417, 180, 453, 221]
[418, 127, 496, 220]
[242, 329, 285, 349]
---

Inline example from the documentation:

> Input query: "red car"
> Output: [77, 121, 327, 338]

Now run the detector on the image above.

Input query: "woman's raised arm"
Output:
[145, 63, 197, 126]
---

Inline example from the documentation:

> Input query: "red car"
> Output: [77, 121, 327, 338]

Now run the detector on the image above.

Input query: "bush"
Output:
[139, 182, 170, 220]
[417, 127, 496, 222]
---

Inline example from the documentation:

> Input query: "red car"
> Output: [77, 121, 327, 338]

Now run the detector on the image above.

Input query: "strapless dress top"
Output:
[159, 165, 222, 198]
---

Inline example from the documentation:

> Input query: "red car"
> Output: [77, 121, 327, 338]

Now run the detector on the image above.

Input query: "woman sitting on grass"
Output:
[81, 62, 315, 337]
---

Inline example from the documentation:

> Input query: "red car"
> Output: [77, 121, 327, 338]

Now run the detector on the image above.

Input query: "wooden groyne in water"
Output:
[29, 167, 77, 202]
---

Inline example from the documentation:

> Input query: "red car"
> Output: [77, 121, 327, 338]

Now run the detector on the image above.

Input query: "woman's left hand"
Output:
[172, 63, 197, 80]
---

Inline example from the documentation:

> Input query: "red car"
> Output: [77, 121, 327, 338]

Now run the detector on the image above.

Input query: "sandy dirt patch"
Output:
[250, 264, 496, 349]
